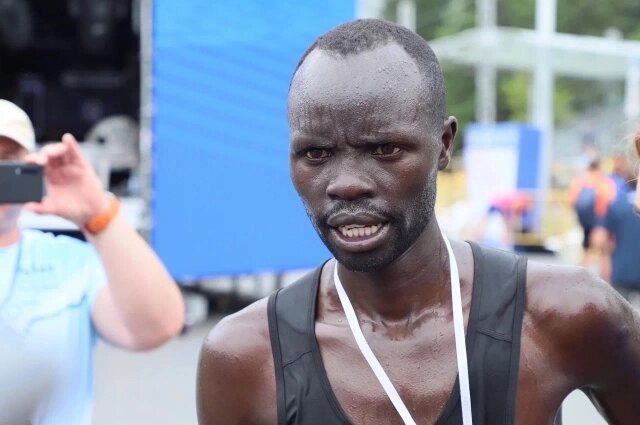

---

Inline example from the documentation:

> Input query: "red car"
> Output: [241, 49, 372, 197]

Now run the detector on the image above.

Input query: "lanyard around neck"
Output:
[333, 233, 473, 425]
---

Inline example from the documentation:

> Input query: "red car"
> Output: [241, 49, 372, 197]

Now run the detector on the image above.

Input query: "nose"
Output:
[326, 166, 375, 201]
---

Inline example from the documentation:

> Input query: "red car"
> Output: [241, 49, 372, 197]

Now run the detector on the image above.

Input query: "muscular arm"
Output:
[197, 299, 277, 425]
[525, 264, 640, 425]
[577, 284, 640, 424]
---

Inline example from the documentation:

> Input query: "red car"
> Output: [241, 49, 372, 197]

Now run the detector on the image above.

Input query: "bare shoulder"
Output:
[522, 260, 640, 422]
[200, 296, 272, 362]
[197, 297, 276, 425]
[525, 260, 640, 383]
[525, 260, 634, 331]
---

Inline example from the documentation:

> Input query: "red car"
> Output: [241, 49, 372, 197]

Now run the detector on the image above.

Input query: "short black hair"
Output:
[291, 19, 446, 123]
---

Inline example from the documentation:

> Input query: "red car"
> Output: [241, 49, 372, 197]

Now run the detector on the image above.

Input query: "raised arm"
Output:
[26, 133, 184, 350]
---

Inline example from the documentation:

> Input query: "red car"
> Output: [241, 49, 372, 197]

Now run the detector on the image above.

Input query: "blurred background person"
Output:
[0, 99, 184, 425]
[609, 152, 631, 193]
[472, 203, 513, 250]
[567, 154, 616, 277]
[471, 191, 533, 251]
[600, 148, 640, 307]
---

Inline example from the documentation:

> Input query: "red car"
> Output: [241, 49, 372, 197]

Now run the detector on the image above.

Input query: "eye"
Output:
[304, 148, 331, 160]
[372, 144, 401, 156]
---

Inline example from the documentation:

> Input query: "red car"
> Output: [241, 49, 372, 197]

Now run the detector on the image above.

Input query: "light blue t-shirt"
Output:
[0, 229, 107, 425]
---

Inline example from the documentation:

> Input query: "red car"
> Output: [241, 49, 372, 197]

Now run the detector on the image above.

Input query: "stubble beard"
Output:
[304, 170, 437, 273]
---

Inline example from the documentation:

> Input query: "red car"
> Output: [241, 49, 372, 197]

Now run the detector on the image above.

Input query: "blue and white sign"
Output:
[463, 123, 542, 225]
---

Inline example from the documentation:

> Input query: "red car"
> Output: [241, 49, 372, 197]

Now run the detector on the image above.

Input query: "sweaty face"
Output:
[288, 44, 445, 272]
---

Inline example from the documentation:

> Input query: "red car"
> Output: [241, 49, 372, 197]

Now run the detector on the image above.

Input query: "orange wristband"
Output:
[83, 193, 120, 234]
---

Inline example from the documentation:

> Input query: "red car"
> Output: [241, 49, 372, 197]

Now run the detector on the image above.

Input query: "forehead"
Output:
[0, 136, 24, 151]
[288, 43, 428, 134]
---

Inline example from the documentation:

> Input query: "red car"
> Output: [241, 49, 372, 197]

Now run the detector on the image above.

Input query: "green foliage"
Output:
[498, 0, 535, 29]
[556, 0, 640, 38]
[498, 72, 575, 126]
[442, 64, 475, 153]
[498, 72, 528, 122]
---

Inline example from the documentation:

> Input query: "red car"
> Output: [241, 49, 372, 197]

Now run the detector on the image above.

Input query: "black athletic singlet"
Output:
[267, 242, 527, 425]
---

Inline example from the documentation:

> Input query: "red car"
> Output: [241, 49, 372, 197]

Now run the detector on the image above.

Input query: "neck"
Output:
[335, 219, 450, 323]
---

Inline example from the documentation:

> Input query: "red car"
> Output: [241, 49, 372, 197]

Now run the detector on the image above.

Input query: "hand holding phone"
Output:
[0, 161, 44, 204]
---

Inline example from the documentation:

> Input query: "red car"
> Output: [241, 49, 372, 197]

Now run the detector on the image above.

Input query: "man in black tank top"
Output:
[197, 19, 640, 425]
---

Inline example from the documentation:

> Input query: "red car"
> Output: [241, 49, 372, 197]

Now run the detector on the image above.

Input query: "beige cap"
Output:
[0, 99, 36, 152]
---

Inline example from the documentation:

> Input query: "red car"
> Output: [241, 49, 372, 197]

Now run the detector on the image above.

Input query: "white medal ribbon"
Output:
[333, 233, 472, 425]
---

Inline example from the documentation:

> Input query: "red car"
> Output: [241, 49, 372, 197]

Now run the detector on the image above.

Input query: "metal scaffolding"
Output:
[427, 0, 640, 194]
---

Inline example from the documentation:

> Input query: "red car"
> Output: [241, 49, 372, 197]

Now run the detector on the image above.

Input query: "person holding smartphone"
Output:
[0, 99, 184, 425]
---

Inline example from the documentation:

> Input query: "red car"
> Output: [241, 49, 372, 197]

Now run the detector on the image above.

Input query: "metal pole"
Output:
[356, 0, 386, 19]
[475, 0, 497, 123]
[531, 0, 556, 230]
[624, 58, 640, 121]
[476, 0, 496, 28]
[139, 0, 153, 241]
[535, 0, 557, 36]
[532, 0, 556, 132]
[397, 0, 417, 32]
[476, 64, 497, 124]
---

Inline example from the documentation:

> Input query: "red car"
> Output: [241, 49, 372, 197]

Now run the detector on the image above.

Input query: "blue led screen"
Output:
[151, 1, 355, 278]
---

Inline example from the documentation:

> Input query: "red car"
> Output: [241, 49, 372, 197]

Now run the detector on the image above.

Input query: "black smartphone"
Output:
[0, 162, 44, 204]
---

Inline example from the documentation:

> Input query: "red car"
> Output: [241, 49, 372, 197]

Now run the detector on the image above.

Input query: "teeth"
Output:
[339, 224, 383, 238]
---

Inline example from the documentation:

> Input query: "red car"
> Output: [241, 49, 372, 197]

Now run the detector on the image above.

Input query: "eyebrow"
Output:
[359, 129, 424, 144]
[290, 134, 334, 148]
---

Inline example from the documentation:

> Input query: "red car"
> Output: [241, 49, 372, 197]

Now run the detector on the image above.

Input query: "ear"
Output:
[438, 116, 457, 170]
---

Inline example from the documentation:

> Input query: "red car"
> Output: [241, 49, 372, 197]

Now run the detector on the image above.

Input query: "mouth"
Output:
[330, 221, 389, 253]
[337, 223, 384, 238]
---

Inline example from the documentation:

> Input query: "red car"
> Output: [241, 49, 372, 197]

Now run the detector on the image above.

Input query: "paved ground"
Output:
[93, 238, 610, 424]
[93, 317, 213, 425]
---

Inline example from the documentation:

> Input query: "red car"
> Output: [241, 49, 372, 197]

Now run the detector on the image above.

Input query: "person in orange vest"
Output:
[567, 155, 616, 278]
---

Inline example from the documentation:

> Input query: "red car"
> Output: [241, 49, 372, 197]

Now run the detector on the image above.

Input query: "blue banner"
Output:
[152, 1, 355, 278]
